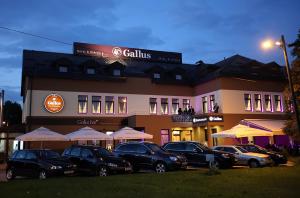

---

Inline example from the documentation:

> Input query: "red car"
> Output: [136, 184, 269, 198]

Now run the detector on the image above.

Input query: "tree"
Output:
[3, 101, 22, 126]
[283, 29, 300, 140]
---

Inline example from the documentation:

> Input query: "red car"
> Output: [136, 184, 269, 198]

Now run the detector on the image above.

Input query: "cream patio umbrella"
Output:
[66, 127, 113, 141]
[16, 127, 67, 141]
[110, 127, 153, 140]
[211, 124, 273, 138]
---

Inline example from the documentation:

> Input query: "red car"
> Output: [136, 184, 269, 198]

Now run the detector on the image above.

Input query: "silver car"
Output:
[212, 145, 272, 168]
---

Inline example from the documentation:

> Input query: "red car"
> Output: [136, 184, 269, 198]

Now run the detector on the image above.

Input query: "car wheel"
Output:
[39, 170, 47, 180]
[98, 167, 108, 177]
[6, 169, 15, 180]
[249, 160, 259, 168]
[155, 162, 166, 173]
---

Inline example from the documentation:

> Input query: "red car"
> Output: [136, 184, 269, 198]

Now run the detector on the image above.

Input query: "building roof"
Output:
[21, 50, 286, 96]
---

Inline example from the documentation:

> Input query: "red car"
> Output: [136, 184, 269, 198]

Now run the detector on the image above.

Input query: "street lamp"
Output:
[262, 35, 300, 134]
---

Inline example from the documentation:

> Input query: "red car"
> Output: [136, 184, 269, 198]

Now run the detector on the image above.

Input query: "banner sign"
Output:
[73, 42, 182, 64]
[172, 115, 224, 124]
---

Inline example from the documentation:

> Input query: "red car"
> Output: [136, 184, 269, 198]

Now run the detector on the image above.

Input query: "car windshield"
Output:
[96, 148, 113, 156]
[146, 143, 165, 152]
[254, 145, 268, 152]
[235, 146, 248, 153]
[194, 142, 210, 151]
[44, 150, 61, 159]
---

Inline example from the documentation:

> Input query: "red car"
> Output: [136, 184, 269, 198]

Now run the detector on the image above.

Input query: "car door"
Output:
[80, 148, 97, 173]
[184, 143, 207, 166]
[135, 144, 153, 168]
[115, 144, 137, 166]
[12, 150, 27, 176]
[164, 142, 185, 155]
[223, 147, 244, 165]
[23, 151, 40, 177]
[68, 147, 82, 170]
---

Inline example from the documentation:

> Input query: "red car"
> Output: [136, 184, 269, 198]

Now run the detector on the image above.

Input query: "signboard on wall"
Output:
[172, 115, 224, 124]
[73, 42, 182, 64]
[44, 94, 64, 113]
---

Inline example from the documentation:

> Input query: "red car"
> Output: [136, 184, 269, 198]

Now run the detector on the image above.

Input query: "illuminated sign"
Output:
[44, 94, 64, 113]
[172, 115, 224, 124]
[73, 42, 182, 64]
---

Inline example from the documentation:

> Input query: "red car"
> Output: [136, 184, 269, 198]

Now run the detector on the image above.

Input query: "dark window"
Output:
[81, 149, 94, 158]
[223, 147, 236, 153]
[97, 148, 111, 156]
[15, 150, 26, 159]
[59, 66, 68, 73]
[113, 69, 121, 76]
[25, 152, 38, 160]
[70, 147, 81, 157]
[204, 129, 208, 141]
[87, 68, 95, 75]
[116, 144, 137, 152]
[136, 145, 148, 154]
[44, 150, 60, 159]
[185, 143, 199, 152]
[63, 148, 72, 156]
[214, 147, 223, 151]
[164, 143, 185, 151]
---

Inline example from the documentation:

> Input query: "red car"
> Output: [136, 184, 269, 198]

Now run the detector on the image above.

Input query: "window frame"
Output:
[118, 96, 127, 114]
[160, 98, 169, 115]
[264, 94, 272, 112]
[254, 94, 262, 112]
[105, 96, 115, 114]
[92, 96, 101, 114]
[149, 98, 157, 114]
[78, 95, 88, 114]
[244, 93, 252, 111]
[202, 96, 208, 113]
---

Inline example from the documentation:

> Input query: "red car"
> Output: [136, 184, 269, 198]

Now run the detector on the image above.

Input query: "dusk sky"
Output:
[0, 0, 300, 103]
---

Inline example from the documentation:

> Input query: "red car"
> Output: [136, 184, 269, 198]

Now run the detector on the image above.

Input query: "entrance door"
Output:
[160, 130, 169, 145]
[211, 128, 218, 146]
[172, 131, 181, 142]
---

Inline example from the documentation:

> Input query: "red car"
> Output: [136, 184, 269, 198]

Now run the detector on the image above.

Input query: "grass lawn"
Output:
[1, 159, 300, 198]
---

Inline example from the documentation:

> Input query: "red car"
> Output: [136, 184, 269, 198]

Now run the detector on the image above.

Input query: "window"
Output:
[171, 98, 179, 114]
[264, 95, 272, 112]
[118, 96, 127, 114]
[223, 147, 237, 154]
[105, 96, 114, 114]
[87, 68, 95, 75]
[254, 94, 262, 111]
[136, 145, 148, 154]
[149, 98, 157, 114]
[59, 66, 68, 73]
[78, 95, 88, 114]
[209, 95, 215, 112]
[202, 96, 208, 113]
[15, 151, 26, 159]
[153, 73, 160, 79]
[175, 74, 182, 80]
[274, 95, 282, 112]
[113, 69, 121, 76]
[92, 96, 101, 114]
[244, 94, 252, 111]
[183, 99, 190, 110]
[164, 143, 185, 151]
[161, 98, 168, 114]
[25, 152, 38, 160]
[81, 149, 93, 159]
[70, 147, 81, 157]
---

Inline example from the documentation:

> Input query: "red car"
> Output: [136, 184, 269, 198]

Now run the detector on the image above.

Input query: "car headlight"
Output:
[107, 163, 118, 167]
[50, 165, 62, 170]
[221, 154, 230, 158]
[169, 156, 178, 161]
[276, 154, 283, 158]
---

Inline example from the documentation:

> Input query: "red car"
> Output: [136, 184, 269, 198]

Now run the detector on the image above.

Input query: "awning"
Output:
[110, 127, 153, 140]
[66, 127, 112, 141]
[212, 124, 273, 138]
[241, 119, 286, 135]
[16, 127, 67, 141]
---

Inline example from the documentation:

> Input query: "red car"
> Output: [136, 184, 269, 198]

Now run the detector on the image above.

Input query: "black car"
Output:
[238, 144, 287, 165]
[6, 149, 76, 180]
[163, 141, 236, 168]
[113, 141, 187, 173]
[62, 145, 132, 176]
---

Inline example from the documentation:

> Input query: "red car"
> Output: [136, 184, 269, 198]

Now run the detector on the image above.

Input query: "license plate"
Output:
[64, 170, 74, 174]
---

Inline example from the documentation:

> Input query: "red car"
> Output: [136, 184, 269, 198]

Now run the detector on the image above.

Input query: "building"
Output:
[21, 43, 287, 150]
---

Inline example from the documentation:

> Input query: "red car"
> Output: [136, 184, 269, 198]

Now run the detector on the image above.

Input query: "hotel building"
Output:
[21, 43, 287, 150]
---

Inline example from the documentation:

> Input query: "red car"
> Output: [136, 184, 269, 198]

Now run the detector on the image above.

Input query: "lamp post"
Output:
[279, 35, 300, 133]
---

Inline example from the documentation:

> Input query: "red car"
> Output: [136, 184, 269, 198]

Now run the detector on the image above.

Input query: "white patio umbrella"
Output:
[211, 124, 273, 138]
[66, 127, 113, 141]
[110, 127, 153, 140]
[16, 127, 67, 141]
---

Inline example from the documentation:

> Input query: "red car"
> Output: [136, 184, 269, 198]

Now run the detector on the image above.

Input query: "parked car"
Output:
[62, 145, 132, 176]
[238, 144, 287, 165]
[6, 149, 76, 180]
[213, 145, 273, 168]
[163, 141, 236, 168]
[113, 141, 187, 173]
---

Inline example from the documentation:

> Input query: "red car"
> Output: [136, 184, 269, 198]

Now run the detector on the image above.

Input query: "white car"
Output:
[212, 145, 272, 168]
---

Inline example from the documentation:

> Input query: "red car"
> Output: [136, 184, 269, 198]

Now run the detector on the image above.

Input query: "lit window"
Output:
[254, 94, 262, 111]
[209, 95, 215, 112]
[59, 66, 68, 73]
[118, 97, 127, 114]
[92, 96, 101, 114]
[105, 96, 114, 114]
[149, 98, 157, 114]
[113, 69, 121, 76]
[87, 68, 95, 75]
[172, 98, 179, 114]
[183, 99, 190, 111]
[175, 74, 182, 80]
[264, 95, 272, 112]
[244, 94, 252, 111]
[161, 98, 169, 114]
[153, 73, 160, 79]
[202, 96, 208, 113]
[274, 95, 282, 112]
[78, 95, 88, 114]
